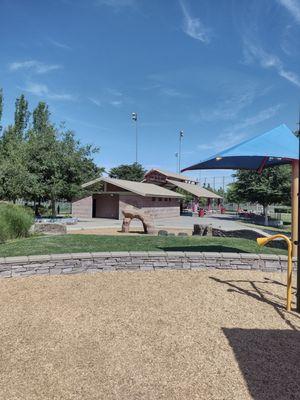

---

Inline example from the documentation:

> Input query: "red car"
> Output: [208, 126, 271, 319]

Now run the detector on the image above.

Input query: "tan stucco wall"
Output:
[72, 194, 180, 220]
[119, 194, 180, 219]
[72, 196, 93, 218]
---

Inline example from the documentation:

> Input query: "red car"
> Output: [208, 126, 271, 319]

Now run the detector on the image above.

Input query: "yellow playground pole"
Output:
[257, 234, 293, 311]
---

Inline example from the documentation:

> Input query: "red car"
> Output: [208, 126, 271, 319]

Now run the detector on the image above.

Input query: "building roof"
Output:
[145, 168, 195, 182]
[167, 179, 222, 199]
[82, 177, 184, 198]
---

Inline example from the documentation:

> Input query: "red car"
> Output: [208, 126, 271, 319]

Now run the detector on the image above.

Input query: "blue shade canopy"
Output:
[182, 124, 299, 172]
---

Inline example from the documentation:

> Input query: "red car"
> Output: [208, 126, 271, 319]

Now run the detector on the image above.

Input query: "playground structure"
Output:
[257, 234, 293, 311]
[182, 124, 300, 311]
[121, 206, 156, 234]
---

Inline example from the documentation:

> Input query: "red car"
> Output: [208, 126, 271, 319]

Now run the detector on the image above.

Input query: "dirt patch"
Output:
[0, 270, 299, 399]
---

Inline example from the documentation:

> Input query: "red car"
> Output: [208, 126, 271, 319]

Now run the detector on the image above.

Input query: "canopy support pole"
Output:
[292, 160, 299, 257]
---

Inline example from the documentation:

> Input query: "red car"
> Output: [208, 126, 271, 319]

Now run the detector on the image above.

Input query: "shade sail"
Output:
[182, 124, 299, 172]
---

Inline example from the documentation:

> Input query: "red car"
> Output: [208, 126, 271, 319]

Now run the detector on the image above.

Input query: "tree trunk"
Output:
[263, 205, 269, 226]
[51, 197, 56, 217]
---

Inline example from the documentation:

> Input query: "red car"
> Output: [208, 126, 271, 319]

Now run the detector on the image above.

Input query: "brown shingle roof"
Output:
[167, 179, 222, 199]
[145, 169, 196, 182]
[82, 177, 184, 198]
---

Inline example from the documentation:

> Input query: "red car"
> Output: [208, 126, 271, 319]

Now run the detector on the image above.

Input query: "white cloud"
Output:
[110, 100, 123, 107]
[9, 60, 62, 74]
[198, 132, 247, 152]
[88, 97, 102, 107]
[225, 104, 282, 134]
[191, 85, 263, 124]
[95, 0, 136, 8]
[179, 0, 210, 43]
[22, 82, 76, 101]
[278, 0, 300, 23]
[243, 39, 300, 87]
[160, 87, 190, 98]
[198, 104, 282, 152]
[88, 88, 124, 108]
[48, 38, 71, 50]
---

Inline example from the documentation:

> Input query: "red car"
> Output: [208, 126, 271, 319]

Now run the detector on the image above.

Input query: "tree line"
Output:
[227, 167, 291, 224]
[0, 90, 103, 215]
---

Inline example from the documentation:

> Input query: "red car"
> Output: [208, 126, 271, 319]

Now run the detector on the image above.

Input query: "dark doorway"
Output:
[92, 198, 96, 218]
[94, 194, 119, 219]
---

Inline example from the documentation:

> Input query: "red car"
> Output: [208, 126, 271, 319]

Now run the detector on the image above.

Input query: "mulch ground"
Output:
[0, 269, 300, 400]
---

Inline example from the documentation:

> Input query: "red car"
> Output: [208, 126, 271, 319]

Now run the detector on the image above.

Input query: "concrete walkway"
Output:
[67, 214, 267, 236]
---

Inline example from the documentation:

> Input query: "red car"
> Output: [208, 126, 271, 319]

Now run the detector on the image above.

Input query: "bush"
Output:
[0, 203, 34, 243]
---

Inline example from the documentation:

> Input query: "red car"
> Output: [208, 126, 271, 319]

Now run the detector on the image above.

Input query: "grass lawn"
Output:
[0, 234, 287, 257]
[242, 222, 291, 235]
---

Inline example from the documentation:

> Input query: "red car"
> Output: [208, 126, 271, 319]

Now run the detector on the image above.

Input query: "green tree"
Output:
[0, 126, 33, 202]
[33, 102, 50, 133]
[27, 102, 102, 215]
[0, 98, 102, 214]
[14, 94, 30, 137]
[0, 88, 3, 133]
[109, 162, 146, 181]
[230, 166, 291, 225]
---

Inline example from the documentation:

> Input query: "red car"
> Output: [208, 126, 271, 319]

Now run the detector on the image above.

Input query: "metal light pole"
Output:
[132, 112, 138, 163]
[175, 152, 179, 173]
[179, 130, 184, 172]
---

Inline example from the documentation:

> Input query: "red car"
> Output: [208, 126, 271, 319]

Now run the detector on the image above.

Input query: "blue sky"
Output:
[1, 0, 300, 188]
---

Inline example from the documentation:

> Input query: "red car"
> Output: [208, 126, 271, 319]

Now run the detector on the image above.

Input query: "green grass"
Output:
[242, 222, 291, 234]
[0, 234, 287, 257]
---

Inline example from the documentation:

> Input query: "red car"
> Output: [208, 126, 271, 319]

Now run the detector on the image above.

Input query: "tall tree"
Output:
[0, 126, 33, 202]
[33, 101, 50, 133]
[0, 88, 3, 133]
[14, 94, 30, 137]
[230, 166, 291, 225]
[0, 98, 102, 213]
[27, 102, 102, 215]
[109, 162, 146, 181]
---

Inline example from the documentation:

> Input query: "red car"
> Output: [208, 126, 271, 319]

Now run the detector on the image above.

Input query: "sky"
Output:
[1, 0, 300, 188]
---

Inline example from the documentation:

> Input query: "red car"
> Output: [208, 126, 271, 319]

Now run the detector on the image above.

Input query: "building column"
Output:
[207, 198, 211, 211]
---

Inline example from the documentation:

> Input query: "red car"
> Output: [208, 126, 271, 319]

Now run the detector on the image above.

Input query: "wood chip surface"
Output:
[0, 270, 299, 399]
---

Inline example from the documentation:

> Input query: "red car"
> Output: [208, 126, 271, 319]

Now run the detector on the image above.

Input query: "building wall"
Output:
[72, 194, 181, 219]
[119, 194, 180, 219]
[144, 170, 167, 184]
[72, 196, 93, 219]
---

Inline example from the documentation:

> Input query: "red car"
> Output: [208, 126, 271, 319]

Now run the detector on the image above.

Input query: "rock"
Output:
[178, 232, 188, 237]
[121, 206, 156, 234]
[193, 224, 212, 236]
[212, 228, 263, 240]
[158, 230, 168, 236]
[34, 223, 67, 235]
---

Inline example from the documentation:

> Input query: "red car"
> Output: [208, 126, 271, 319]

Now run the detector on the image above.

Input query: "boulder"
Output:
[193, 224, 212, 236]
[34, 223, 67, 235]
[158, 230, 168, 236]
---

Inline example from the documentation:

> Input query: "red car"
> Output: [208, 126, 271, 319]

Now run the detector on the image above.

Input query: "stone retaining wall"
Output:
[0, 252, 295, 278]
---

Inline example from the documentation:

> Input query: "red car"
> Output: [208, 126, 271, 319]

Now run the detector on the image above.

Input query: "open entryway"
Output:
[92, 194, 119, 219]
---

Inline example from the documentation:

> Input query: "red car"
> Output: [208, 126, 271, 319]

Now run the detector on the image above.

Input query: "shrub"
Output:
[0, 203, 34, 243]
